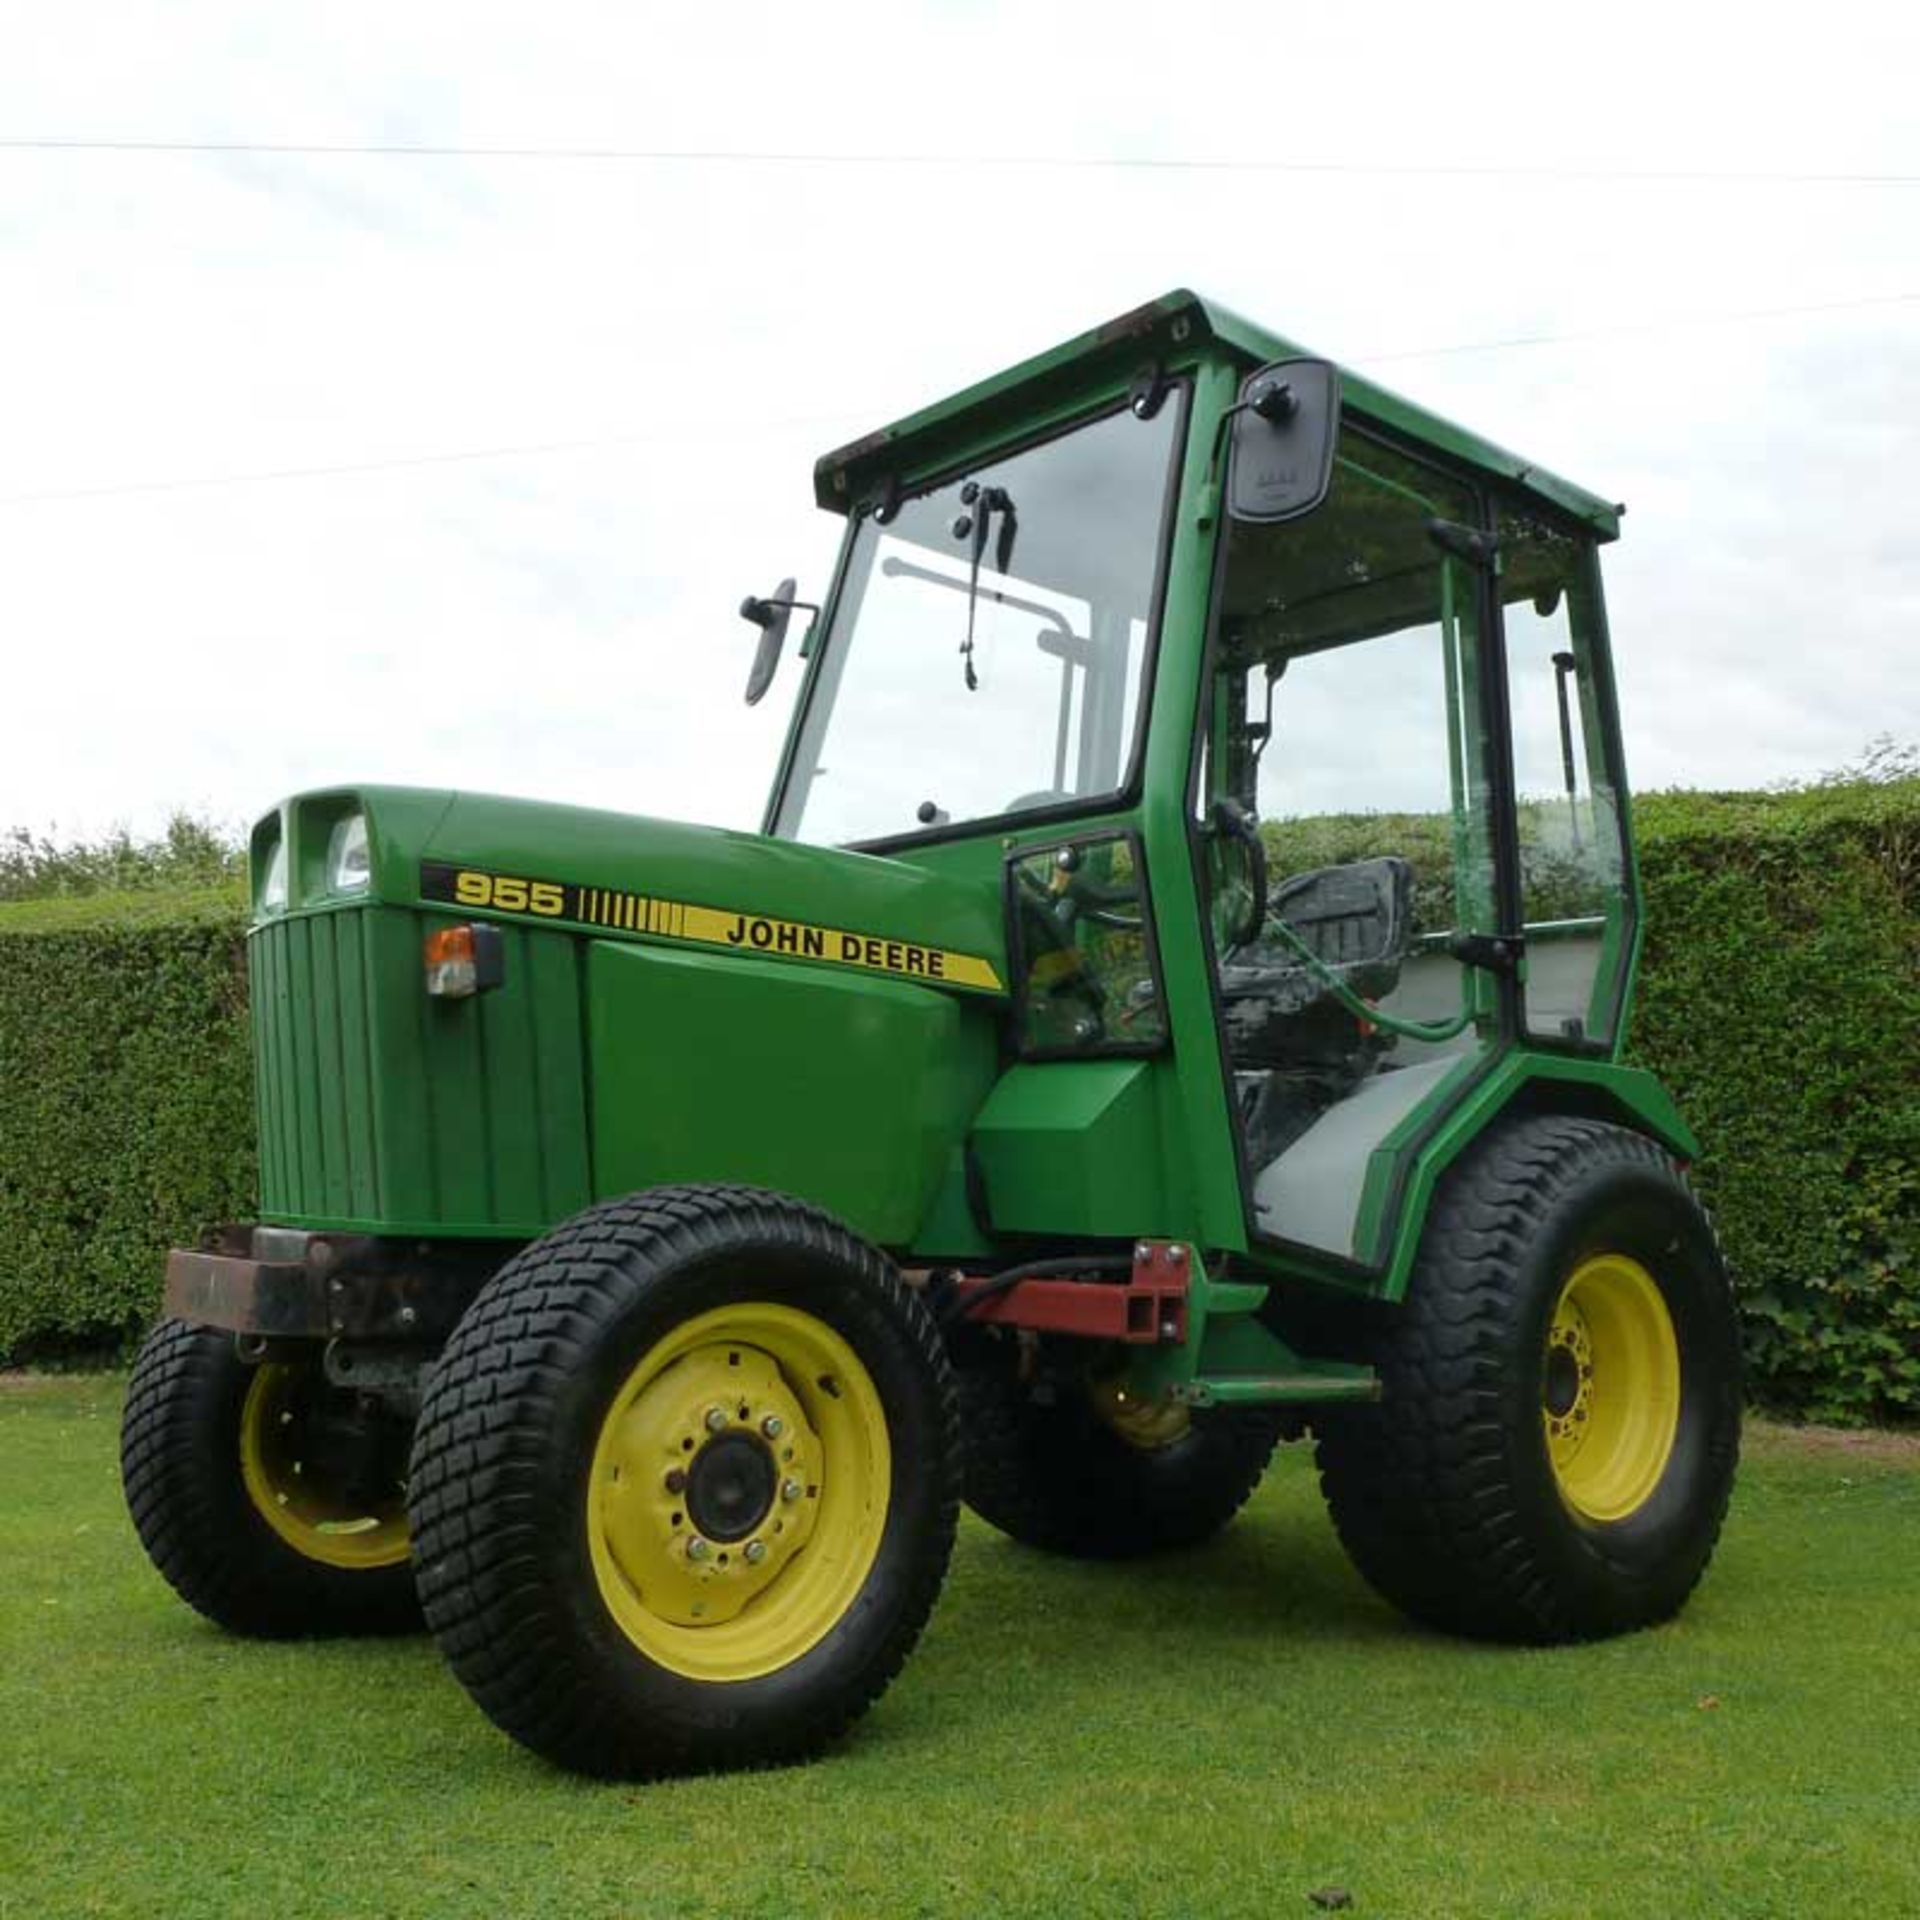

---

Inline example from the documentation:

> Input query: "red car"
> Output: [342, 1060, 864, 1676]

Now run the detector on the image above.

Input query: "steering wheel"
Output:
[1013, 845, 1146, 937]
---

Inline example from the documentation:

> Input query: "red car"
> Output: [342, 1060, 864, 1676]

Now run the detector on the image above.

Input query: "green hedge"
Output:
[0, 884, 253, 1359]
[0, 789, 1915, 1421]
[1633, 782, 1920, 1423]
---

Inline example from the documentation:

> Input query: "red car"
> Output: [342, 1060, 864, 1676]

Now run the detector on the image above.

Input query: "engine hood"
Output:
[257, 784, 1009, 998]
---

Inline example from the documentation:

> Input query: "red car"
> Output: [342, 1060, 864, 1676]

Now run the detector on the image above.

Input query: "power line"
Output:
[0, 417, 844, 508]
[0, 433, 650, 506]
[1364, 288, 1920, 362]
[2, 136, 1919, 187]
[3, 287, 1913, 510]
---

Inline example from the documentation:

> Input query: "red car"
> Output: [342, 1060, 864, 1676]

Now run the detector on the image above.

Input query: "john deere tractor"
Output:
[122, 291, 1740, 1777]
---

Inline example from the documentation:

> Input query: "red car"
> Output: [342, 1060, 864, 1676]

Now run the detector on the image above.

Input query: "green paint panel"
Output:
[586, 939, 997, 1249]
[524, 929, 593, 1213]
[969, 1060, 1173, 1239]
[305, 914, 351, 1217]
[907, 1148, 996, 1261]
[416, 791, 1009, 998]
[329, 909, 380, 1217]
[252, 905, 590, 1235]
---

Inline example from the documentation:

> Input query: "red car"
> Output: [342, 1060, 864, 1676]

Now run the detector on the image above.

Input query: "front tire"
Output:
[120, 1319, 418, 1637]
[407, 1186, 960, 1778]
[1316, 1115, 1741, 1642]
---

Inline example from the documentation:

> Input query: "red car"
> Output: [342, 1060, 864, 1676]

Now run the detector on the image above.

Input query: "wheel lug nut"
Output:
[664, 1468, 687, 1494]
[704, 1407, 729, 1433]
[687, 1537, 711, 1562]
[761, 1415, 784, 1439]
[782, 1478, 803, 1503]
[744, 1540, 767, 1565]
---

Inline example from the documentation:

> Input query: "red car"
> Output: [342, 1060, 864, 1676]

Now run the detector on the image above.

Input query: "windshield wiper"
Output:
[949, 481, 1017, 692]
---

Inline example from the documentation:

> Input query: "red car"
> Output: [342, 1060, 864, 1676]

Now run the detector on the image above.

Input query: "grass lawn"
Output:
[2, 1375, 1916, 1920]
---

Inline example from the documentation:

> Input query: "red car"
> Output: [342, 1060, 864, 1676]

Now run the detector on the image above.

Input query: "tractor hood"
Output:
[252, 785, 1009, 999]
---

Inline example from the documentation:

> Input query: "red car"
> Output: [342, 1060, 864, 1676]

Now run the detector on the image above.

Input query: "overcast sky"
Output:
[3, 0, 1916, 843]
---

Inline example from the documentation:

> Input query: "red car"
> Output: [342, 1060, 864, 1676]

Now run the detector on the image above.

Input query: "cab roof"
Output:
[813, 288, 1621, 539]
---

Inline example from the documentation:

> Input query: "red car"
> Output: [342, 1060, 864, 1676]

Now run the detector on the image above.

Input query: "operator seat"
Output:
[1217, 856, 1413, 1071]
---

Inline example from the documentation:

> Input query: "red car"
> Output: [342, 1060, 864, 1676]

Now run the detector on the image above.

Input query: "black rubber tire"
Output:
[119, 1318, 421, 1638]
[957, 1355, 1281, 1559]
[407, 1185, 960, 1779]
[1316, 1115, 1742, 1643]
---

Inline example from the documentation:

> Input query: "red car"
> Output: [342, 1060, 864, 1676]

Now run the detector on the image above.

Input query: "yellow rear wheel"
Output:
[1542, 1253, 1682, 1523]
[1316, 1116, 1740, 1644]
[587, 1304, 890, 1682]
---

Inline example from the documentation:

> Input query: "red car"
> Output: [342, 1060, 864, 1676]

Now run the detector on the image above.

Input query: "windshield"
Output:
[774, 399, 1182, 845]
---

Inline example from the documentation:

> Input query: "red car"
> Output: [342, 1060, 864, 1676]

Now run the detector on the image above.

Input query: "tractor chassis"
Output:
[168, 1223, 1380, 1416]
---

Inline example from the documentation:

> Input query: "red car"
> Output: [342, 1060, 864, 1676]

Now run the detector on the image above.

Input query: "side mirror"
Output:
[739, 576, 803, 707]
[1205, 798, 1269, 951]
[1227, 358, 1340, 525]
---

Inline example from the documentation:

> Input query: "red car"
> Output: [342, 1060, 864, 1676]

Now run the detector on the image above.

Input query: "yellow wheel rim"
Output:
[238, 1365, 411, 1571]
[587, 1304, 891, 1683]
[1090, 1376, 1191, 1451]
[1543, 1253, 1682, 1523]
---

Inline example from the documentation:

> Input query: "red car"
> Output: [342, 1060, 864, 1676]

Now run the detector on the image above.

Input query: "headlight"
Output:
[326, 812, 371, 894]
[260, 834, 289, 914]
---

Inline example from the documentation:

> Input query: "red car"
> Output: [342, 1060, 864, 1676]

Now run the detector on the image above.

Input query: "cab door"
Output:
[1195, 426, 1508, 1270]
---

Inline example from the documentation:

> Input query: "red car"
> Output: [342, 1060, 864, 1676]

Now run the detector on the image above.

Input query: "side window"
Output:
[1499, 512, 1631, 1045]
[1008, 834, 1165, 1056]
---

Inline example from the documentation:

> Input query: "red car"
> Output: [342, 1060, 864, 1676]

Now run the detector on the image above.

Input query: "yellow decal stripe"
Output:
[421, 862, 1002, 993]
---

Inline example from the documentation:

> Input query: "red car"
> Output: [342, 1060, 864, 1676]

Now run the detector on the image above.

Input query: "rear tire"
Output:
[120, 1319, 419, 1638]
[407, 1185, 960, 1779]
[1316, 1115, 1741, 1642]
[958, 1349, 1281, 1559]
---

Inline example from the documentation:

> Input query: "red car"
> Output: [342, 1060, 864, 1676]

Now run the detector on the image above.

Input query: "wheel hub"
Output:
[595, 1339, 823, 1629]
[684, 1430, 777, 1543]
[1543, 1329, 1588, 1423]
[1088, 1375, 1190, 1451]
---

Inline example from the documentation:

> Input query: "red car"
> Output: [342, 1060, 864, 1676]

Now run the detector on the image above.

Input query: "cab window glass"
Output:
[1009, 835, 1165, 1056]
[1499, 511, 1630, 1046]
[778, 403, 1179, 846]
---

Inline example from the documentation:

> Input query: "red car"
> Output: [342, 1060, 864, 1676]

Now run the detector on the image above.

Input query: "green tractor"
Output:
[122, 291, 1740, 1777]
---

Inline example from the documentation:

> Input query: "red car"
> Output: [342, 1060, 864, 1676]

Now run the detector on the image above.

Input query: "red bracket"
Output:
[954, 1241, 1191, 1344]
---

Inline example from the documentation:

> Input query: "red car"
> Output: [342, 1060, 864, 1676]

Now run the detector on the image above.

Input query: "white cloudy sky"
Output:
[3, 0, 1916, 842]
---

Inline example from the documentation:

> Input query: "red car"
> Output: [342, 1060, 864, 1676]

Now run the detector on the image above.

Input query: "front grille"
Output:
[249, 907, 589, 1234]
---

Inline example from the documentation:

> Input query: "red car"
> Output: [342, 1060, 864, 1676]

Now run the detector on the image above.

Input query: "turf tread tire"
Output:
[1315, 1115, 1740, 1643]
[958, 1358, 1281, 1559]
[407, 1184, 960, 1779]
[120, 1318, 420, 1638]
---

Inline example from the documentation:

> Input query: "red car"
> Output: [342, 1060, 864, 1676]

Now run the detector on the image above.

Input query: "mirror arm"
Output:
[1201, 374, 1305, 486]
[739, 594, 820, 629]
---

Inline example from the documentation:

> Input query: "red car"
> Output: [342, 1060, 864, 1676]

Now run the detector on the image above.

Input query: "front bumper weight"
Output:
[163, 1227, 504, 1343]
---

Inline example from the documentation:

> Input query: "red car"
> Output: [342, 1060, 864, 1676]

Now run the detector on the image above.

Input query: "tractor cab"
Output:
[764, 291, 1641, 1279]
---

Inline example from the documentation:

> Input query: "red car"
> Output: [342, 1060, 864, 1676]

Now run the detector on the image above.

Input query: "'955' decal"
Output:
[445, 870, 566, 917]
[419, 861, 1003, 993]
